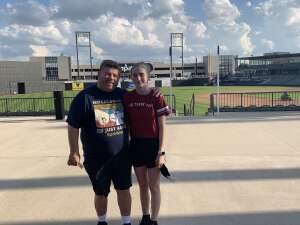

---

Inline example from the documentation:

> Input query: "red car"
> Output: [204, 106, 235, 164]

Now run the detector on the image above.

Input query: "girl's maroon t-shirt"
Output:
[123, 90, 169, 138]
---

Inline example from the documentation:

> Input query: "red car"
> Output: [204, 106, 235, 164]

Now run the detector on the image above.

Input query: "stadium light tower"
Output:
[75, 31, 92, 80]
[169, 33, 183, 113]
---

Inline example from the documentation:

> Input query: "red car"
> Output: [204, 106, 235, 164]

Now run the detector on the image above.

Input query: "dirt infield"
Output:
[195, 88, 300, 107]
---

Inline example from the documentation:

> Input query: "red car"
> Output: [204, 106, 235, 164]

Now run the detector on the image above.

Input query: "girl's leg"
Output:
[134, 166, 150, 215]
[148, 167, 161, 221]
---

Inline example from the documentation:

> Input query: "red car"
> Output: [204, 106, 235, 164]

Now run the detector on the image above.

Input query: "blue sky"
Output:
[0, 0, 300, 63]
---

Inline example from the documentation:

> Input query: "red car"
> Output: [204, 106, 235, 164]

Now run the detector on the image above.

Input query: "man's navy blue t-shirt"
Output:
[67, 84, 128, 158]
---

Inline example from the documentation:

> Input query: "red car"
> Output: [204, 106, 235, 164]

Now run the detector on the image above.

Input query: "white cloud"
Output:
[30, 45, 50, 56]
[286, 7, 300, 26]
[142, 0, 185, 18]
[3, 0, 51, 26]
[204, 0, 240, 30]
[261, 38, 274, 49]
[255, 0, 297, 17]
[165, 16, 187, 33]
[203, 0, 255, 56]
[0, 23, 68, 45]
[192, 22, 207, 38]
[219, 45, 229, 52]
[2, 0, 299, 61]
[240, 23, 254, 55]
[255, 0, 274, 16]
[92, 14, 162, 47]
[61, 19, 72, 32]
[91, 42, 104, 59]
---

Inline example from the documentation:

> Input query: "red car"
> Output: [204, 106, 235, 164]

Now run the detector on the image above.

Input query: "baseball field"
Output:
[1, 86, 300, 116]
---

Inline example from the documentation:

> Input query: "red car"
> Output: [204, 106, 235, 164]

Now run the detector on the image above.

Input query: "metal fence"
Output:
[0, 94, 176, 117]
[163, 94, 176, 113]
[0, 97, 54, 116]
[183, 93, 195, 116]
[209, 91, 300, 113]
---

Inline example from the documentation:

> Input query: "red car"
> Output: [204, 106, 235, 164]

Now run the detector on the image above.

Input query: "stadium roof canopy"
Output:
[238, 53, 300, 60]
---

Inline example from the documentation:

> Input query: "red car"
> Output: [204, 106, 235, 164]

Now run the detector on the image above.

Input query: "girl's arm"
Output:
[157, 115, 166, 167]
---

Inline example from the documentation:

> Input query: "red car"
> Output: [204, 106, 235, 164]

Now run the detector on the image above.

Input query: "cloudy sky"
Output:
[0, 0, 300, 64]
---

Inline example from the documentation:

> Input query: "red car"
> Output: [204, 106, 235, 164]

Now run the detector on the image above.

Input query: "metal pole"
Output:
[217, 45, 220, 114]
[181, 33, 183, 78]
[195, 57, 198, 77]
[75, 32, 80, 80]
[91, 57, 93, 79]
[89, 32, 92, 80]
[169, 44, 173, 114]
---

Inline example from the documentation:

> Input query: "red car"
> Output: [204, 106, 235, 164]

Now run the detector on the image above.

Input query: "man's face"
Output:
[97, 67, 120, 92]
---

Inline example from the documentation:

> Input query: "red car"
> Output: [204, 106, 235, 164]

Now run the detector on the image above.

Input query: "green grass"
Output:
[1, 86, 299, 116]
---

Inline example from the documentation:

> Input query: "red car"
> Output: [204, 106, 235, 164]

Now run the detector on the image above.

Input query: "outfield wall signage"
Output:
[72, 82, 84, 91]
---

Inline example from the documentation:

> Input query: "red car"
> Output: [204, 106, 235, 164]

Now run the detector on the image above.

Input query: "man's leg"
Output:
[116, 189, 131, 216]
[94, 194, 108, 216]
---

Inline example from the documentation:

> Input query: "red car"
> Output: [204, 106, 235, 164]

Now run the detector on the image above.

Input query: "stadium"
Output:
[224, 52, 300, 86]
[1, 52, 300, 117]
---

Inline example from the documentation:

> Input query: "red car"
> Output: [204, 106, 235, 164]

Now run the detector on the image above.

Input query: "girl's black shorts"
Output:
[130, 138, 159, 168]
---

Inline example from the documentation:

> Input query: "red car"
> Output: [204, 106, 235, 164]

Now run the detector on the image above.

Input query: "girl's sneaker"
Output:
[149, 220, 158, 225]
[139, 214, 151, 225]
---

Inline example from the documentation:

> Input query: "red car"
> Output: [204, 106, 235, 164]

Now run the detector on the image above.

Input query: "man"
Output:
[67, 60, 132, 225]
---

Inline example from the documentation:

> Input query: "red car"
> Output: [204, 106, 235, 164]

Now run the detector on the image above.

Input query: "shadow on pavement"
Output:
[1, 167, 300, 190]
[1, 211, 300, 225]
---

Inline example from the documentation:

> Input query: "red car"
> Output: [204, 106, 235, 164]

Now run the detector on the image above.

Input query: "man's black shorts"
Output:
[130, 138, 159, 168]
[83, 151, 132, 197]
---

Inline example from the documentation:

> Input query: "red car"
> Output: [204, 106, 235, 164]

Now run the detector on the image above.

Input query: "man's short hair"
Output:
[99, 59, 121, 74]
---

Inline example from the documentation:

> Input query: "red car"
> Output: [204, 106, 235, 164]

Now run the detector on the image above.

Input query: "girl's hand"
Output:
[156, 154, 165, 168]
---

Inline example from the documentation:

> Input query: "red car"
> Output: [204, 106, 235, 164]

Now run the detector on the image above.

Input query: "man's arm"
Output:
[152, 87, 162, 97]
[67, 125, 81, 167]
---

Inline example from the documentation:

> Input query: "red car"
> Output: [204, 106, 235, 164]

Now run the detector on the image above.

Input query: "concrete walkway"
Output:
[0, 112, 300, 225]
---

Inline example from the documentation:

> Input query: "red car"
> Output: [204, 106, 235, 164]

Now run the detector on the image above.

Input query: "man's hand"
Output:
[67, 152, 82, 168]
[152, 87, 162, 97]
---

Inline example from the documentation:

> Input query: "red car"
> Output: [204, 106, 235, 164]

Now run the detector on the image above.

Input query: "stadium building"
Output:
[0, 56, 71, 95]
[30, 56, 72, 81]
[71, 61, 208, 87]
[219, 55, 238, 77]
[234, 52, 300, 86]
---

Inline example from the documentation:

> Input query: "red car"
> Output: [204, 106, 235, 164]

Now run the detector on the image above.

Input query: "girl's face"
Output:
[131, 66, 149, 88]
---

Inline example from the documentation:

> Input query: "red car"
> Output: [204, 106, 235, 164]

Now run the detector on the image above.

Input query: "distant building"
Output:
[71, 61, 207, 87]
[30, 56, 71, 80]
[219, 55, 238, 76]
[71, 64, 99, 80]
[0, 55, 70, 95]
[0, 61, 42, 94]
[203, 55, 219, 80]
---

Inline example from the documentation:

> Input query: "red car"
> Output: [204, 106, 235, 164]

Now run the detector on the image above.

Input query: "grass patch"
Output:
[1, 86, 299, 116]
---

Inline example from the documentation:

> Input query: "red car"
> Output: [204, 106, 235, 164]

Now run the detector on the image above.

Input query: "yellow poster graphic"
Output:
[94, 102, 124, 128]
[72, 82, 84, 91]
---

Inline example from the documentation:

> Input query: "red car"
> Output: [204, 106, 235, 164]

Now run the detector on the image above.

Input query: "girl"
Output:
[123, 63, 169, 225]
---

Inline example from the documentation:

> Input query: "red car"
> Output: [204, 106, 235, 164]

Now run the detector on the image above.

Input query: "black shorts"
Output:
[83, 151, 132, 197]
[130, 138, 159, 168]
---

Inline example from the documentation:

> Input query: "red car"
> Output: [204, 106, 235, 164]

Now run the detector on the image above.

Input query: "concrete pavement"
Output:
[0, 112, 300, 225]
